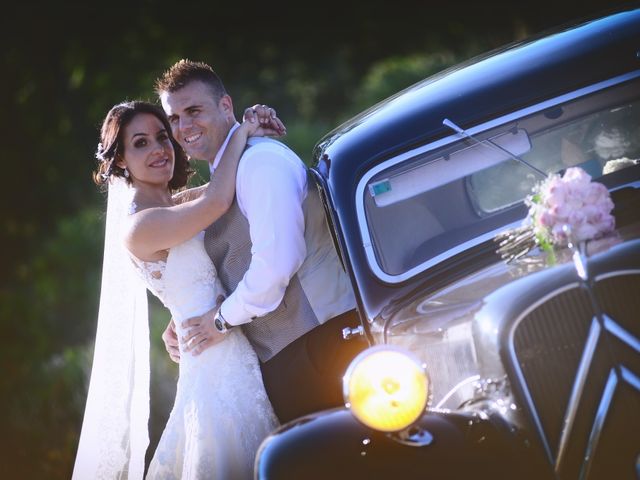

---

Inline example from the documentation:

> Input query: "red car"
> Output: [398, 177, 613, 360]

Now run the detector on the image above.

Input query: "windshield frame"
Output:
[355, 70, 640, 284]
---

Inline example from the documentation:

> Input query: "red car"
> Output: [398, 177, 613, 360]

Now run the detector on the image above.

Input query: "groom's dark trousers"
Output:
[259, 308, 368, 424]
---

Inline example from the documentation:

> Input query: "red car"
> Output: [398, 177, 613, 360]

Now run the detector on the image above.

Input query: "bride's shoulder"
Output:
[122, 204, 168, 261]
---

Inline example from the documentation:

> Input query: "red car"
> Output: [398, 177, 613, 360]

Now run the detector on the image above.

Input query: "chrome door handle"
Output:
[342, 325, 364, 340]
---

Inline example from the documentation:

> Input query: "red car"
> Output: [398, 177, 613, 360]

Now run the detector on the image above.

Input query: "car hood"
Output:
[375, 222, 640, 339]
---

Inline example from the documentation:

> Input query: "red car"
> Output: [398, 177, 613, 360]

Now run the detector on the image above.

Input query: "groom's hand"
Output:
[181, 295, 226, 355]
[162, 318, 180, 363]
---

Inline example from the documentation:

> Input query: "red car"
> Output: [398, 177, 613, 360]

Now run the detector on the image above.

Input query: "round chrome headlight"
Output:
[343, 345, 429, 432]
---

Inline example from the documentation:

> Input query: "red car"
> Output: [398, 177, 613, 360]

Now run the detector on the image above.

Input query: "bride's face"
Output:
[119, 113, 175, 186]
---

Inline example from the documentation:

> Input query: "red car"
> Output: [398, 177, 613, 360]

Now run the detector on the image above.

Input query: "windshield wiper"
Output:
[443, 118, 548, 179]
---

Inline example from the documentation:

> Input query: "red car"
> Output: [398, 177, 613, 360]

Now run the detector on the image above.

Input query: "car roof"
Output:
[314, 7, 640, 184]
[311, 7, 640, 317]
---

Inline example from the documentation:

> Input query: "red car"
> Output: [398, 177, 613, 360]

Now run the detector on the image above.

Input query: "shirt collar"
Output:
[210, 122, 241, 175]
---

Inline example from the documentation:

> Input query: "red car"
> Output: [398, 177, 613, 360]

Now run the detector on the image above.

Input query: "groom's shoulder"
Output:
[243, 137, 304, 168]
[246, 136, 288, 152]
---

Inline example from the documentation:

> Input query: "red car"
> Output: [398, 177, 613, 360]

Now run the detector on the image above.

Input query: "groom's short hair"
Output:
[155, 59, 228, 102]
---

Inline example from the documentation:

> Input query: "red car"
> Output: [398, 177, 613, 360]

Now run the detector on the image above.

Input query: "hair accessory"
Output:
[95, 143, 105, 161]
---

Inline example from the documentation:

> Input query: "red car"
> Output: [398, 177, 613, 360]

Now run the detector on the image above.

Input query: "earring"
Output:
[123, 167, 130, 178]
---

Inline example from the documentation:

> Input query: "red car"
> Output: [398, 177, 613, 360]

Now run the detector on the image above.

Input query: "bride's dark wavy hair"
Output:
[93, 101, 192, 191]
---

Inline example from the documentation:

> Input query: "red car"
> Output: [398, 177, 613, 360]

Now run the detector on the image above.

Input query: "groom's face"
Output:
[160, 80, 233, 162]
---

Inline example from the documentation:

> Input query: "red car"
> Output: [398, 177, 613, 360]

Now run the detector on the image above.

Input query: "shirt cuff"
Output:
[219, 294, 255, 326]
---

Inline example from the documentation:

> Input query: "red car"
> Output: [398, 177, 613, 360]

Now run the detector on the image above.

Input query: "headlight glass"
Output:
[343, 345, 429, 432]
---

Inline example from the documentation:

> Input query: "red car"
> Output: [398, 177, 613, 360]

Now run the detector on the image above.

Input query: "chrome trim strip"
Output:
[594, 268, 640, 283]
[579, 369, 619, 480]
[603, 316, 640, 351]
[354, 70, 640, 283]
[555, 318, 602, 472]
[435, 374, 481, 409]
[579, 366, 640, 480]
[620, 365, 640, 391]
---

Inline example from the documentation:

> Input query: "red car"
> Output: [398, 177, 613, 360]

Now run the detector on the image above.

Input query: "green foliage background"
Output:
[0, 1, 626, 477]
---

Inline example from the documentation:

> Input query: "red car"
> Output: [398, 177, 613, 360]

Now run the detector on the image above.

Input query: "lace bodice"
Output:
[130, 231, 221, 322]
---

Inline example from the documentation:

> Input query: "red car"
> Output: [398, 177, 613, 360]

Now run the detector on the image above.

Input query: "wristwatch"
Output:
[213, 309, 233, 334]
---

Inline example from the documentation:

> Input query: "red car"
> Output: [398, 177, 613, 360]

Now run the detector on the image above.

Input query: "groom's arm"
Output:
[217, 143, 307, 326]
[176, 144, 305, 356]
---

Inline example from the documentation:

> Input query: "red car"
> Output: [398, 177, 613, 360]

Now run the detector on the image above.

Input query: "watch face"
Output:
[214, 317, 224, 332]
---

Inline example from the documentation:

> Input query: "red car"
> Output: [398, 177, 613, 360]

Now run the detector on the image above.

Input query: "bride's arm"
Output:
[171, 184, 208, 205]
[125, 121, 269, 260]
[170, 105, 285, 206]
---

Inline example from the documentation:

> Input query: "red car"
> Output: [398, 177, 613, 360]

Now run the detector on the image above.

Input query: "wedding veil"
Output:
[73, 177, 150, 479]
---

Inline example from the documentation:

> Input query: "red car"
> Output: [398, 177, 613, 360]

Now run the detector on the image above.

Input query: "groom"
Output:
[155, 59, 367, 423]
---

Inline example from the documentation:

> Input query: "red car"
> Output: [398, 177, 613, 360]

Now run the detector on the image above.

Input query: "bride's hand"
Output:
[243, 104, 286, 137]
[162, 318, 181, 363]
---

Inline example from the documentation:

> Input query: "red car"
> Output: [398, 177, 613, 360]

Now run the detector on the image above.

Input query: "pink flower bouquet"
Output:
[527, 167, 615, 250]
[496, 167, 616, 263]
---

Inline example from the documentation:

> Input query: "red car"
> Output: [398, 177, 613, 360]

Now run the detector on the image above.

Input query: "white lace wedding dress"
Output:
[131, 231, 278, 479]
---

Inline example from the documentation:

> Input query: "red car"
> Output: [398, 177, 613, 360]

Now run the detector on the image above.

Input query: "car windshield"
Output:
[362, 78, 640, 278]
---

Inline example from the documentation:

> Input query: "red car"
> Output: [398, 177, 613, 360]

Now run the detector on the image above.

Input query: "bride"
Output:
[73, 101, 280, 479]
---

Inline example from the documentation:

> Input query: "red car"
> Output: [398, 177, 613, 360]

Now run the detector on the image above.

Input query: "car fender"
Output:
[256, 407, 551, 480]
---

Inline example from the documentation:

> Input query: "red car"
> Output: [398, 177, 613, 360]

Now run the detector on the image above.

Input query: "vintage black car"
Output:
[256, 7, 640, 480]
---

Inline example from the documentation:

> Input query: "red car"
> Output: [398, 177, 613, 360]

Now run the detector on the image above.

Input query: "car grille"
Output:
[512, 272, 640, 479]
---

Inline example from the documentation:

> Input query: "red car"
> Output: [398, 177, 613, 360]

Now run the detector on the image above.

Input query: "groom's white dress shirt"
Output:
[210, 123, 354, 327]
